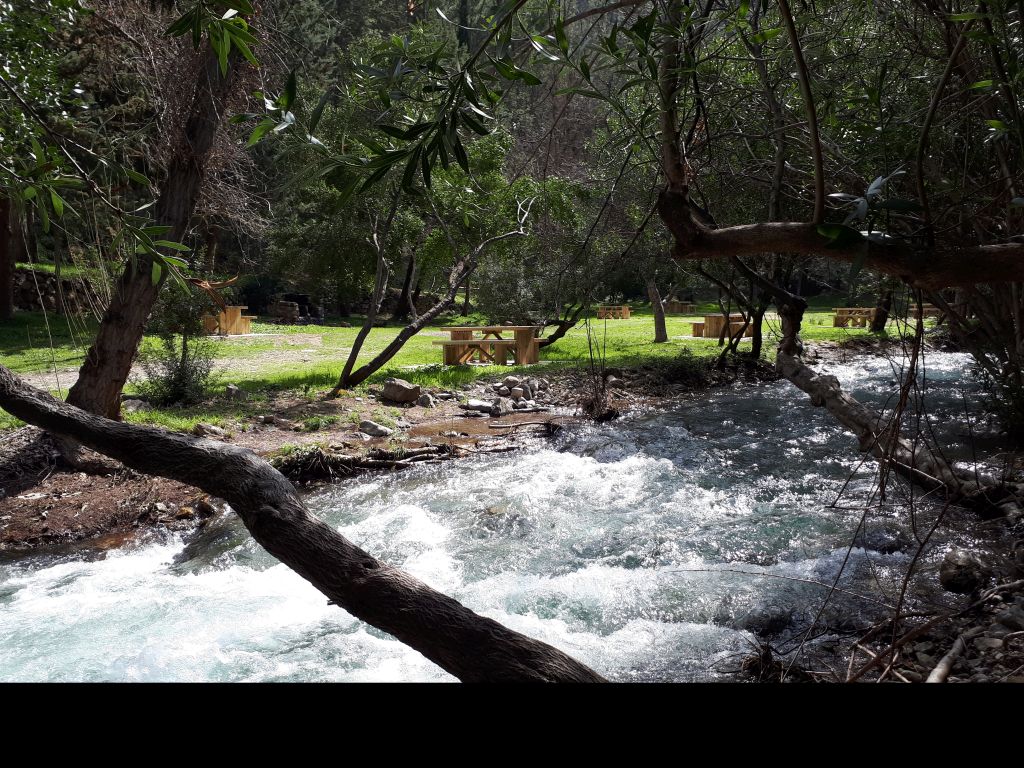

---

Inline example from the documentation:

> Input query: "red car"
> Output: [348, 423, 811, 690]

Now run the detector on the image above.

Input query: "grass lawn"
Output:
[0, 298, 895, 432]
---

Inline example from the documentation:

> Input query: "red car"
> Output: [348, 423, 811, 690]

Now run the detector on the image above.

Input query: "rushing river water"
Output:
[0, 351, 1006, 681]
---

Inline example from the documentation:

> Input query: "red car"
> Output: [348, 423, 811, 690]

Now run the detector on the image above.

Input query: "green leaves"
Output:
[48, 189, 64, 218]
[554, 18, 569, 55]
[279, 72, 297, 111]
[166, 2, 260, 72]
[247, 119, 275, 147]
[488, 55, 541, 85]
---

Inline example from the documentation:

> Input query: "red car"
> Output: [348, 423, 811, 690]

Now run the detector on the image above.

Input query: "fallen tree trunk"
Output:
[0, 364, 604, 683]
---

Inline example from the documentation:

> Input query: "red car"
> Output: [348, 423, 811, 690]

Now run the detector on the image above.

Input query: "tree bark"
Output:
[648, 277, 668, 343]
[66, 45, 237, 419]
[203, 226, 219, 275]
[870, 289, 892, 332]
[0, 363, 604, 682]
[656, 196, 1024, 290]
[392, 248, 417, 322]
[539, 301, 586, 348]
[0, 198, 14, 321]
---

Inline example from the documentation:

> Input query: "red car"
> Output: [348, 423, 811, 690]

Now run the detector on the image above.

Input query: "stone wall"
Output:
[12, 269, 102, 315]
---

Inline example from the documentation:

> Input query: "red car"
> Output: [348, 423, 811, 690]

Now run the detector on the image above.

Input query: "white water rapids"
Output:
[0, 351, 1004, 681]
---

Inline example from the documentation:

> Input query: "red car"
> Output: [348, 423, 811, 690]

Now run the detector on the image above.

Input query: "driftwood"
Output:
[271, 444, 459, 481]
[926, 627, 984, 683]
[0, 364, 605, 683]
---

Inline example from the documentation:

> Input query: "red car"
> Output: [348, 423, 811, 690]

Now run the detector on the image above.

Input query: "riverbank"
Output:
[0, 353, 753, 551]
[3, 344, 1022, 683]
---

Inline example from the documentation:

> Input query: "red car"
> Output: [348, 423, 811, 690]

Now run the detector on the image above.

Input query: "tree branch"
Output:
[0, 364, 603, 682]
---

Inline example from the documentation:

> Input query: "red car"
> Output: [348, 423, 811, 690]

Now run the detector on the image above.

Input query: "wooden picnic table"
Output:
[596, 305, 631, 319]
[832, 307, 876, 328]
[201, 305, 257, 336]
[434, 325, 542, 366]
[691, 313, 752, 339]
[664, 300, 697, 314]
[912, 303, 943, 319]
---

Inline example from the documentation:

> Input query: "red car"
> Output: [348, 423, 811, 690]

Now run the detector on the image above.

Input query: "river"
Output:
[0, 351, 1005, 681]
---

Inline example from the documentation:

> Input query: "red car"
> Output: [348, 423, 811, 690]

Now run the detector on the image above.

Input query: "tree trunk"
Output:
[411, 274, 423, 311]
[462, 279, 471, 315]
[66, 45, 237, 419]
[647, 277, 668, 343]
[392, 249, 416, 322]
[203, 226, 219, 275]
[539, 302, 586, 348]
[749, 305, 767, 359]
[0, 363, 604, 682]
[457, 0, 470, 48]
[870, 289, 892, 332]
[0, 198, 14, 321]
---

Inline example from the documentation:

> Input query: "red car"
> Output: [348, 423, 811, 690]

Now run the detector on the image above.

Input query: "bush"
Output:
[136, 286, 217, 406]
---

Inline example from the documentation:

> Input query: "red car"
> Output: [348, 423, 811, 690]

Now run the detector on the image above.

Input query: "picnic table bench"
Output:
[434, 326, 542, 366]
[664, 300, 697, 314]
[832, 307, 876, 328]
[596, 305, 631, 319]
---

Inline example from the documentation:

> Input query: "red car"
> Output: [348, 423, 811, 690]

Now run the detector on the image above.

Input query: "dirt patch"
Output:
[0, 430, 218, 551]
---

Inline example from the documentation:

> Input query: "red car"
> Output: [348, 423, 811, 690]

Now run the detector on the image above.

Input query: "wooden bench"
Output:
[432, 339, 518, 365]
[833, 307, 876, 328]
[690, 321, 705, 337]
[596, 305, 631, 319]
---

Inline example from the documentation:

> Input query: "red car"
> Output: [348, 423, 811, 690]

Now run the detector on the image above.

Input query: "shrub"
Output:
[136, 286, 217, 406]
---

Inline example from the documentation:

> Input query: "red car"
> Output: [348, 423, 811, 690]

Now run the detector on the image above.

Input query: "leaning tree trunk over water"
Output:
[0, 364, 604, 682]
[66, 45, 238, 420]
[726, 257, 1024, 519]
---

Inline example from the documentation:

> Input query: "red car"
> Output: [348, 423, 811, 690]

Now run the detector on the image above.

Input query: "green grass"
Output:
[0, 312, 98, 373]
[15, 261, 103, 281]
[1, 299, 907, 430]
